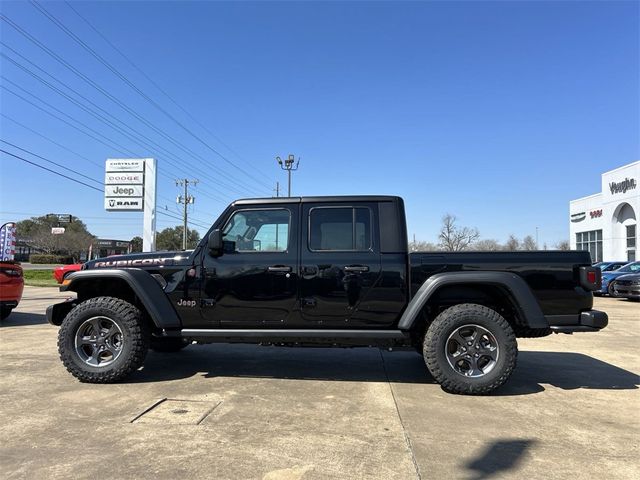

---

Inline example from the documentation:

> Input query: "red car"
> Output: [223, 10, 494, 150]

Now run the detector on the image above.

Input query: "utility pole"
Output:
[535, 226, 539, 250]
[276, 154, 300, 197]
[274, 181, 280, 198]
[176, 179, 198, 250]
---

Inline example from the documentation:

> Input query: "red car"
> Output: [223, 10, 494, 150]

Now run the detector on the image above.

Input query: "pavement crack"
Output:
[379, 349, 423, 480]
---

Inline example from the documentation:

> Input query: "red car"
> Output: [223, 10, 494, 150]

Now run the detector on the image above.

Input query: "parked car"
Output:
[613, 273, 640, 301]
[0, 261, 24, 320]
[593, 261, 628, 272]
[600, 261, 640, 296]
[47, 195, 606, 395]
[53, 264, 83, 284]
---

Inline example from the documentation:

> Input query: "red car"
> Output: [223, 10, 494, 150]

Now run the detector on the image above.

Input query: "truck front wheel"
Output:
[58, 297, 149, 383]
[423, 303, 517, 395]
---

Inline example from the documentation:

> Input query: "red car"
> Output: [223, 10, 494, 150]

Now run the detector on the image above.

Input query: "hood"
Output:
[615, 273, 640, 282]
[84, 250, 194, 270]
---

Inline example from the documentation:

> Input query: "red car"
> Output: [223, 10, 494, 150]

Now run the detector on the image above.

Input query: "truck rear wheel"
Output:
[423, 303, 517, 395]
[58, 297, 149, 383]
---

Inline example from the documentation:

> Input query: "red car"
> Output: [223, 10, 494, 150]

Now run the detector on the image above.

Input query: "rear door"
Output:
[297, 202, 383, 327]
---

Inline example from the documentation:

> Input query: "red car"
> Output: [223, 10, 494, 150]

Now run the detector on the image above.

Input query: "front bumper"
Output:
[614, 284, 640, 298]
[46, 298, 76, 326]
[549, 310, 608, 334]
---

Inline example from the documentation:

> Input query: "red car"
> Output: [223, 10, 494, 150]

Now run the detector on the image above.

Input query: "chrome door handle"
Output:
[268, 266, 292, 273]
[344, 265, 369, 273]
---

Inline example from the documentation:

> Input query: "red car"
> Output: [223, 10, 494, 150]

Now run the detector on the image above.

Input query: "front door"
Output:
[201, 205, 299, 327]
[298, 202, 383, 327]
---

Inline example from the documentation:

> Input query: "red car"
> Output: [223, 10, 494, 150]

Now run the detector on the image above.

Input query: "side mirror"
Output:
[208, 229, 223, 257]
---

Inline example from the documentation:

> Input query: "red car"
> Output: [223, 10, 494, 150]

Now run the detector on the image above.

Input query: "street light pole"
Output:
[276, 154, 300, 197]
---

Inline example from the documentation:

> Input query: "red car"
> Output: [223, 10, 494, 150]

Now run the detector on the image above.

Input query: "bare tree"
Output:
[438, 214, 480, 252]
[409, 240, 439, 252]
[522, 235, 537, 251]
[505, 235, 520, 251]
[554, 240, 570, 250]
[472, 239, 503, 251]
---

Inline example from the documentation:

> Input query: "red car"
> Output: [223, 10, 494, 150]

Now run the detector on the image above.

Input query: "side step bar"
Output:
[165, 329, 411, 346]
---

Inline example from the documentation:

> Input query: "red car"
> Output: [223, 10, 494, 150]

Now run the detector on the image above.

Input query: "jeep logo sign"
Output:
[109, 185, 143, 197]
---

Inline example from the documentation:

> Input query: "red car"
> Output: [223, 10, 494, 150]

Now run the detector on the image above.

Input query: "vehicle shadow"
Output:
[0, 312, 48, 326]
[129, 345, 639, 394]
[463, 439, 536, 480]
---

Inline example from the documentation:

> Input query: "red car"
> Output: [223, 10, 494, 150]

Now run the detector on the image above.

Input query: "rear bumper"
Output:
[1, 300, 19, 310]
[549, 310, 608, 333]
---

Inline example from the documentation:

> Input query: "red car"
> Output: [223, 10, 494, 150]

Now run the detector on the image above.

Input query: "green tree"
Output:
[130, 236, 143, 253]
[156, 226, 200, 251]
[16, 215, 95, 261]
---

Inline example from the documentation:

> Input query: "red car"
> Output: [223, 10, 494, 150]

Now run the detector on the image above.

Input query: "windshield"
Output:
[617, 262, 640, 273]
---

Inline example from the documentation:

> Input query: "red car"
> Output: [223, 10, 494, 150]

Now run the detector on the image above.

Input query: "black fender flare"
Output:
[398, 271, 548, 330]
[61, 269, 181, 329]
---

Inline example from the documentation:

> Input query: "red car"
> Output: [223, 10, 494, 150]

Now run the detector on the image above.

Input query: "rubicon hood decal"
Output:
[94, 258, 171, 268]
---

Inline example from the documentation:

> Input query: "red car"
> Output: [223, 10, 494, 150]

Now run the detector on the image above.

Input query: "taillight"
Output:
[579, 266, 601, 291]
[0, 267, 22, 277]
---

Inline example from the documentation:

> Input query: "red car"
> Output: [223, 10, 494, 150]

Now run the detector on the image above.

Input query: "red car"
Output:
[0, 262, 24, 320]
[53, 264, 82, 284]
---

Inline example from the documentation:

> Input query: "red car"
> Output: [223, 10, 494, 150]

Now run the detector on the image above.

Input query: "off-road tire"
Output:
[423, 303, 518, 395]
[150, 336, 189, 353]
[0, 307, 12, 320]
[58, 296, 149, 383]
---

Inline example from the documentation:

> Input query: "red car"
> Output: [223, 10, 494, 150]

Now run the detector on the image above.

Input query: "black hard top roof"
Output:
[232, 195, 402, 206]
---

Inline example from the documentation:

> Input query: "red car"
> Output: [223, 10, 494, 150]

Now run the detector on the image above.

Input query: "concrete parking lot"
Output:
[1, 287, 638, 479]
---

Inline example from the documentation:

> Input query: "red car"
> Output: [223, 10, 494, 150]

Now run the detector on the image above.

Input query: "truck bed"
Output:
[409, 250, 594, 315]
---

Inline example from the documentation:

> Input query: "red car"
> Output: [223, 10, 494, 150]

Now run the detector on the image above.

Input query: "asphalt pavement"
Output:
[1, 287, 638, 479]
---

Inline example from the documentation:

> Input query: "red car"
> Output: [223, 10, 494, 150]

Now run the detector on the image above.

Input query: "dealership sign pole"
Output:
[104, 158, 157, 252]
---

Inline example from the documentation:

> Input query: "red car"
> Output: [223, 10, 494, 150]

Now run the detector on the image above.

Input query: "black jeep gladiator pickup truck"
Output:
[47, 196, 607, 394]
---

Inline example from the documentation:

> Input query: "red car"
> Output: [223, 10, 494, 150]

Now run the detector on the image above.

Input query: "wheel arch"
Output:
[399, 272, 548, 332]
[61, 269, 181, 329]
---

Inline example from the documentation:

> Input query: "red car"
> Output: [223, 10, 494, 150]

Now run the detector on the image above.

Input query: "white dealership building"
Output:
[569, 161, 639, 263]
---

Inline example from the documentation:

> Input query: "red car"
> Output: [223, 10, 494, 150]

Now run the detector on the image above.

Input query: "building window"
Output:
[626, 225, 636, 248]
[627, 224, 636, 261]
[575, 229, 602, 263]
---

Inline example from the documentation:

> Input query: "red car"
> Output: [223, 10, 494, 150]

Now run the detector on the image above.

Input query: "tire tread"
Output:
[423, 303, 517, 395]
[58, 296, 149, 383]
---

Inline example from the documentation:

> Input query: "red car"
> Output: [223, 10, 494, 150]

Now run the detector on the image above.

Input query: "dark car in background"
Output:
[600, 261, 640, 296]
[613, 274, 640, 301]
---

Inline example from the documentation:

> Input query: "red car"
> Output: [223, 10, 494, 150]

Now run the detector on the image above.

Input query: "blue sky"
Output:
[1, 0, 638, 247]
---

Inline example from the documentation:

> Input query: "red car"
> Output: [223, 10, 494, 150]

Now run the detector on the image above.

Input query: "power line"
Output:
[64, 0, 273, 181]
[1, 113, 105, 171]
[1, 46, 242, 199]
[1, 43, 259, 199]
[0, 139, 103, 186]
[1, 11, 270, 196]
[32, 0, 273, 191]
[0, 149, 103, 193]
